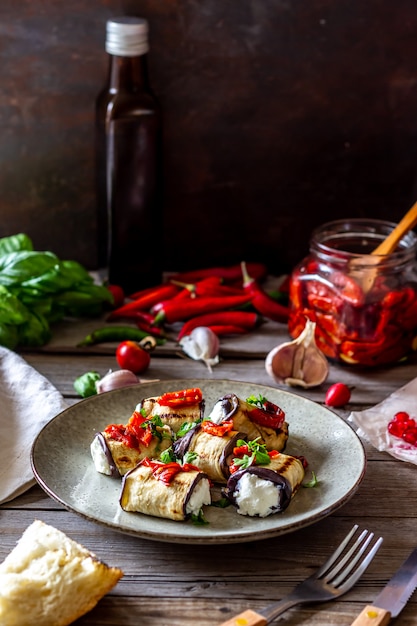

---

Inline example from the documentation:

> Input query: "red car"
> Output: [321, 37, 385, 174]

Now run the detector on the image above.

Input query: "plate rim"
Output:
[31, 378, 367, 544]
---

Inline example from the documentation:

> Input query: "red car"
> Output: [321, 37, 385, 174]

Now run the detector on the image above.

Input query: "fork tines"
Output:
[317, 524, 383, 592]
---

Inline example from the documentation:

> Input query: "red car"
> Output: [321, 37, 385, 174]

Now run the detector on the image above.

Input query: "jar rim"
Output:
[310, 218, 417, 266]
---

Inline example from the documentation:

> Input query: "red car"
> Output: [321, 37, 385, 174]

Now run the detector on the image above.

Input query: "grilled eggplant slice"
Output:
[137, 388, 205, 433]
[90, 429, 173, 477]
[223, 453, 305, 517]
[120, 459, 211, 521]
[173, 423, 244, 483]
[209, 393, 288, 451]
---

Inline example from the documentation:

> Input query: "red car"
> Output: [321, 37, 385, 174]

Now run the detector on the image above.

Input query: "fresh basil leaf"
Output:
[0, 285, 29, 324]
[0, 251, 58, 287]
[18, 311, 51, 347]
[0, 323, 20, 349]
[73, 371, 101, 398]
[0, 233, 33, 256]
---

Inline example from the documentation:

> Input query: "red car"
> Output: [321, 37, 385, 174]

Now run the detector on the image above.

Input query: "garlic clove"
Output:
[179, 326, 220, 372]
[265, 319, 329, 388]
[95, 369, 140, 393]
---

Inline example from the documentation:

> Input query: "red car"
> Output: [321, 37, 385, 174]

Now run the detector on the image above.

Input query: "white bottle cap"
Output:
[105, 17, 149, 57]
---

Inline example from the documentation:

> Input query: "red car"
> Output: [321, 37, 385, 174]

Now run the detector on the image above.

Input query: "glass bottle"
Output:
[96, 16, 162, 293]
[288, 218, 417, 366]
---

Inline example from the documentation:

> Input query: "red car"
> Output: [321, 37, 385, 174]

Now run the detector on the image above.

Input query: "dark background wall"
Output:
[1, 0, 417, 276]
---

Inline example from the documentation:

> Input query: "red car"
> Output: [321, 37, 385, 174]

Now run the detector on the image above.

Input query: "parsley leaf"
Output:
[211, 497, 231, 508]
[183, 450, 198, 464]
[303, 471, 318, 488]
[159, 447, 176, 463]
[191, 510, 209, 526]
[176, 421, 199, 438]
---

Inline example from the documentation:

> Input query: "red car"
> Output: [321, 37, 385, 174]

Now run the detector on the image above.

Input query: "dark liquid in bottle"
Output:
[95, 55, 162, 294]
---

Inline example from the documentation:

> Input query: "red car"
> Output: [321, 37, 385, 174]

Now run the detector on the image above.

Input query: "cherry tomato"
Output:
[325, 382, 351, 407]
[107, 284, 125, 308]
[116, 340, 150, 374]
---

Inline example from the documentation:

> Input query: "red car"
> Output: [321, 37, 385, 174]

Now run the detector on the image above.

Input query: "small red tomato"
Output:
[107, 284, 125, 308]
[116, 340, 150, 374]
[325, 383, 351, 407]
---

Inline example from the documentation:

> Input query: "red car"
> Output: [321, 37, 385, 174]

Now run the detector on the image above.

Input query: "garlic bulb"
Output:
[265, 319, 329, 388]
[179, 326, 220, 372]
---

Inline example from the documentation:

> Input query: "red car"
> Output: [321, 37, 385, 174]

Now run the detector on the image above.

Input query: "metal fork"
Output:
[218, 525, 383, 626]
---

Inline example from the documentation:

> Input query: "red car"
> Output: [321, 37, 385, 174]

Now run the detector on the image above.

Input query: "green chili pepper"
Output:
[77, 325, 166, 347]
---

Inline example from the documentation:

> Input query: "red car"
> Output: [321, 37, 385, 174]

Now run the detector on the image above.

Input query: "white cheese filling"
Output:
[90, 437, 112, 475]
[185, 478, 211, 515]
[233, 472, 279, 517]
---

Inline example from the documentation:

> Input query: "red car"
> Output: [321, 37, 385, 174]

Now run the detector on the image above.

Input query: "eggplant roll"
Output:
[209, 393, 288, 451]
[136, 395, 204, 433]
[223, 454, 305, 517]
[120, 462, 211, 521]
[90, 430, 173, 478]
[173, 424, 243, 483]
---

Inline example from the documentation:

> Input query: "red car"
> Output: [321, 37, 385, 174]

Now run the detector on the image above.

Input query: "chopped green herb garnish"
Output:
[159, 447, 176, 463]
[211, 497, 231, 508]
[246, 394, 267, 409]
[303, 471, 318, 488]
[183, 450, 198, 464]
[176, 421, 199, 438]
[142, 415, 165, 441]
[191, 509, 209, 526]
[233, 438, 271, 468]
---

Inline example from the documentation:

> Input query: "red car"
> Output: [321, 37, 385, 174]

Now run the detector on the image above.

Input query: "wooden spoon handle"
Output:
[217, 609, 268, 626]
[372, 201, 417, 255]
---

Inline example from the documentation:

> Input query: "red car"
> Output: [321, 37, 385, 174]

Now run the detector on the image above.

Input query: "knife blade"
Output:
[350, 547, 417, 626]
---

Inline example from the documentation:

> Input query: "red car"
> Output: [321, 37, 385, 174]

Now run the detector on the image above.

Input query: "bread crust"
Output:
[0, 520, 123, 626]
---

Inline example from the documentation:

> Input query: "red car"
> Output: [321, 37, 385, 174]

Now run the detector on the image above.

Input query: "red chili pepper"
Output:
[206, 324, 249, 337]
[241, 262, 290, 323]
[177, 311, 259, 340]
[158, 387, 203, 408]
[135, 320, 166, 338]
[153, 293, 252, 324]
[107, 284, 125, 308]
[200, 419, 234, 437]
[170, 262, 268, 285]
[108, 283, 180, 320]
[171, 276, 243, 298]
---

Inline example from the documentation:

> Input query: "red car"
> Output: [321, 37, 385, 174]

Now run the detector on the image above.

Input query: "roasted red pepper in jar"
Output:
[288, 219, 417, 366]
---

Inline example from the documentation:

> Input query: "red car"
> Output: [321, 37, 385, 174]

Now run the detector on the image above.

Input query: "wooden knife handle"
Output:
[350, 605, 391, 626]
[217, 609, 268, 626]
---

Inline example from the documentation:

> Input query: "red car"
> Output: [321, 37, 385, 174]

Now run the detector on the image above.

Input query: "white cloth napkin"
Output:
[0, 346, 68, 504]
[349, 376, 417, 464]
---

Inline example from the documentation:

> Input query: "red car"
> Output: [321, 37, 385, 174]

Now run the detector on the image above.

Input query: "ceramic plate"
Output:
[31, 379, 366, 544]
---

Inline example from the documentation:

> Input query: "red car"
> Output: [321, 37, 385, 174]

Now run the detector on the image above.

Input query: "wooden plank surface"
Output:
[2, 326, 417, 625]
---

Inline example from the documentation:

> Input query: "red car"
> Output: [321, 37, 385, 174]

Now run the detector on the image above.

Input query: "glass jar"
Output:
[288, 219, 417, 366]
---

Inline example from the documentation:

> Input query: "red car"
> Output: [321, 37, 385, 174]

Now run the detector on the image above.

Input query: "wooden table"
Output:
[2, 317, 417, 625]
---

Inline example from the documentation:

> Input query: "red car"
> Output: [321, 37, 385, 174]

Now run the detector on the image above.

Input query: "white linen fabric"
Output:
[349, 376, 417, 464]
[0, 346, 68, 504]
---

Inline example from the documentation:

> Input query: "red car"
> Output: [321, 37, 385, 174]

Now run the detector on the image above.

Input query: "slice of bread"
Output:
[0, 520, 123, 626]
